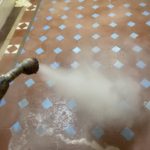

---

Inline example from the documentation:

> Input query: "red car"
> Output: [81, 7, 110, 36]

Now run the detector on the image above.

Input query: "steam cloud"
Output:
[40, 64, 141, 126]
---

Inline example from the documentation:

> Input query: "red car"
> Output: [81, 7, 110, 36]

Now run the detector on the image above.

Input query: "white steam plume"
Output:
[40, 64, 141, 127]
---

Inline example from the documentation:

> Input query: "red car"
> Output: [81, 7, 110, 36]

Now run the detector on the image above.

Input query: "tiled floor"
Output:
[0, 0, 150, 150]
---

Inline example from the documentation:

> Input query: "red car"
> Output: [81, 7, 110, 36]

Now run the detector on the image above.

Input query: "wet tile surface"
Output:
[0, 0, 150, 150]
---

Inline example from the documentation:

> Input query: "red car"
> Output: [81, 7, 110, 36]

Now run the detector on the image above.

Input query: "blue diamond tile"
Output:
[0, 99, 6, 107]
[112, 46, 121, 52]
[121, 128, 135, 141]
[42, 98, 53, 109]
[74, 34, 82, 40]
[136, 60, 146, 69]
[51, 0, 56, 4]
[63, 6, 70, 11]
[46, 80, 55, 87]
[43, 25, 50, 30]
[36, 125, 46, 136]
[67, 100, 77, 110]
[124, 3, 130, 8]
[25, 79, 35, 87]
[64, 125, 76, 136]
[111, 33, 119, 39]
[75, 24, 83, 29]
[107, 4, 114, 9]
[72, 47, 81, 54]
[108, 13, 116, 17]
[50, 62, 60, 69]
[30, 26, 34, 31]
[125, 12, 133, 17]
[25, 36, 30, 42]
[10, 121, 22, 133]
[114, 60, 124, 69]
[142, 11, 150, 16]
[76, 14, 84, 19]
[92, 47, 101, 53]
[61, 15, 68, 20]
[59, 24, 66, 30]
[127, 21, 136, 27]
[133, 45, 143, 53]
[92, 13, 100, 18]
[70, 61, 80, 69]
[139, 2, 146, 7]
[92, 34, 100, 39]
[34, 17, 38, 22]
[35, 48, 44, 55]
[92, 127, 104, 139]
[49, 7, 55, 12]
[144, 101, 150, 110]
[92, 61, 101, 69]
[130, 32, 138, 39]
[56, 35, 64, 41]
[141, 79, 150, 88]
[78, 0, 84, 2]
[39, 35, 47, 42]
[109, 22, 117, 27]
[64, 0, 70, 3]
[54, 47, 63, 54]
[18, 99, 29, 109]
[92, 23, 100, 28]
[77, 6, 84, 10]
[146, 21, 150, 26]
[92, 5, 99, 10]
[46, 16, 53, 21]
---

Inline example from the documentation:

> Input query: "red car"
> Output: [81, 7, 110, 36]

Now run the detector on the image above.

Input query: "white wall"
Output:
[0, 0, 15, 30]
